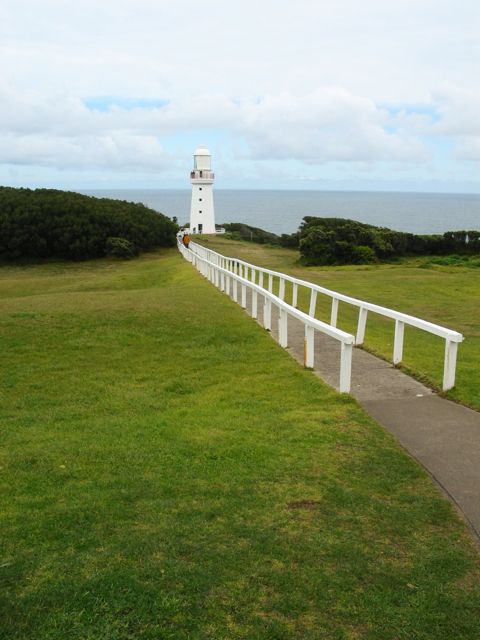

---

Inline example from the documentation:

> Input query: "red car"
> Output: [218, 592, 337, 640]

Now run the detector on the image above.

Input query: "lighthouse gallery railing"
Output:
[181, 240, 463, 393]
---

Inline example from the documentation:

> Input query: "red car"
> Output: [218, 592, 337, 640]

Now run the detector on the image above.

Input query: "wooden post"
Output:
[330, 298, 339, 327]
[279, 308, 288, 347]
[356, 308, 368, 345]
[264, 297, 272, 331]
[393, 320, 404, 365]
[252, 290, 258, 319]
[292, 283, 298, 308]
[339, 343, 353, 393]
[309, 290, 317, 317]
[443, 340, 458, 390]
[305, 325, 314, 368]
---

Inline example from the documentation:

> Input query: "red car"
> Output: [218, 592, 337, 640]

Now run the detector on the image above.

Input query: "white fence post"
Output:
[309, 290, 317, 317]
[279, 278, 285, 301]
[340, 343, 353, 393]
[330, 298, 339, 327]
[279, 308, 288, 347]
[443, 340, 458, 391]
[252, 290, 258, 319]
[233, 278, 238, 302]
[305, 325, 314, 368]
[264, 297, 272, 331]
[268, 274, 273, 293]
[356, 308, 368, 345]
[241, 283, 247, 309]
[393, 320, 404, 365]
[292, 283, 298, 308]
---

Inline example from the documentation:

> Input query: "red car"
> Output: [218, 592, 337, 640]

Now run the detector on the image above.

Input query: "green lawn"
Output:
[1, 249, 480, 639]
[199, 237, 480, 410]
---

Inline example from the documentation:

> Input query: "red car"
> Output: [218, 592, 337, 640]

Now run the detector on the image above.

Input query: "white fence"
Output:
[178, 241, 355, 392]
[180, 240, 464, 392]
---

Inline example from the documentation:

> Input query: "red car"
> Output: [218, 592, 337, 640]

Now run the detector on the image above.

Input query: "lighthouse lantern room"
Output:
[189, 145, 216, 234]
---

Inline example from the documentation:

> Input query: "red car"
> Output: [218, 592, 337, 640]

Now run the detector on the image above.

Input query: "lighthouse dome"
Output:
[194, 145, 211, 156]
[193, 145, 212, 170]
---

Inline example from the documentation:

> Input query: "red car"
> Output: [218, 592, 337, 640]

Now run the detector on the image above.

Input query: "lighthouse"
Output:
[189, 145, 216, 234]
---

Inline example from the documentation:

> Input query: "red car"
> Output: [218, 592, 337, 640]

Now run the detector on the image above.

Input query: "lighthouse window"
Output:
[199, 210, 202, 213]
[199, 198, 202, 201]
[199, 187, 202, 191]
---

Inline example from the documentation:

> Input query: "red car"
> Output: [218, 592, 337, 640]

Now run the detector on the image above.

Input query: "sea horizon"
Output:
[80, 188, 480, 236]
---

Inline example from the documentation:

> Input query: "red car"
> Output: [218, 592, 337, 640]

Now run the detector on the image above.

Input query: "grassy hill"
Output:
[1, 247, 480, 639]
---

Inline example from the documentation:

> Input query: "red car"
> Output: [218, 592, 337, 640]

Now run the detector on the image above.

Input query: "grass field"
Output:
[1, 248, 480, 639]
[198, 237, 480, 410]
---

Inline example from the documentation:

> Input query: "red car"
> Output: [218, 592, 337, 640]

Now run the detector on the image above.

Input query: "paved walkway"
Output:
[239, 288, 480, 542]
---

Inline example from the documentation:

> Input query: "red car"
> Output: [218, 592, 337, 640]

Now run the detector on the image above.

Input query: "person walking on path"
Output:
[182, 232, 191, 249]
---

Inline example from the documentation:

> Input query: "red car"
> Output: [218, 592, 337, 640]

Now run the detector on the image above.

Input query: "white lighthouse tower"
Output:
[189, 145, 216, 234]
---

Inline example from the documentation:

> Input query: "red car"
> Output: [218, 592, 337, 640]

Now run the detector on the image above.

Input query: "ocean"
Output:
[81, 189, 480, 236]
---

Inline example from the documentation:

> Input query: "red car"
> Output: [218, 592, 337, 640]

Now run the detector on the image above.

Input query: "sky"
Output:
[1, 0, 479, 192]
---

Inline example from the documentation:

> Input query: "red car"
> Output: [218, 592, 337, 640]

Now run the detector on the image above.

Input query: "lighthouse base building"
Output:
[189, 146, 216, 234]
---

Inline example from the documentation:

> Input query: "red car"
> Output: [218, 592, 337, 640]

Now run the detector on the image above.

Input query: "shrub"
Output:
[0, 187, 178, 261]
[105, 237, 138, 258]
[221, 222, 280, 245]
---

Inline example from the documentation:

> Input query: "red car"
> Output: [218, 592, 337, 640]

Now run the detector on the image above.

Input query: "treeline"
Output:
[0, 187, 177, 261]
[296, 217, 480, 265]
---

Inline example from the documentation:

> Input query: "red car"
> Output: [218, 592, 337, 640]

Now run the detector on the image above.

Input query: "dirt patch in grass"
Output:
[287, 499, 322, 510]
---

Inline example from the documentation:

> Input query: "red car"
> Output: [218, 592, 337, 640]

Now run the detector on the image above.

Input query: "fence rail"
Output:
[184, 241, 464, 392]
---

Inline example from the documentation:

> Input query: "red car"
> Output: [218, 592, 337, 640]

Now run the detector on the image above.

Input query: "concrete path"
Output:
[239, 288, 480, 542]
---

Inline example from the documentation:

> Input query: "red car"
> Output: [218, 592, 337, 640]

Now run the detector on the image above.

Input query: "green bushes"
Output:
[105, 237, 138, 258]
[0, 187, 177, 261]
[221, 222, 280, 245]
[297, 217, 480, 265]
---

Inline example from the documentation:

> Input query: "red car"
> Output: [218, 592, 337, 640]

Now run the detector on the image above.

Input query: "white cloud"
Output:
[0, 80, 428, 171]
[432, 86, 480, 161]
[238, 89, 426, 162]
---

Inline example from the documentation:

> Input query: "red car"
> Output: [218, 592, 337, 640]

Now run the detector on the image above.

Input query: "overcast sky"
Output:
[1, 0, 479, 191]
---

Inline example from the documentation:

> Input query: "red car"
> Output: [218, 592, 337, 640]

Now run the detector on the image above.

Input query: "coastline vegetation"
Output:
[0, 186, 177, 261]
[1, 248, 480, 638]
[222, 218, 480, 266]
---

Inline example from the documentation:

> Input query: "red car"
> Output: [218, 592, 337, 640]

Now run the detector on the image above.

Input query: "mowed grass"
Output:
[199, 237, 480, 410]
[1, 249, 480, 640]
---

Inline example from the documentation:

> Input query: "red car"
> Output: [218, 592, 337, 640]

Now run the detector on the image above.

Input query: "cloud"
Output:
[431, 86, 480, 161]
[0, 80, 430, 172]
[0, 132, 171, 171]
[237, 89, 426, 163]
